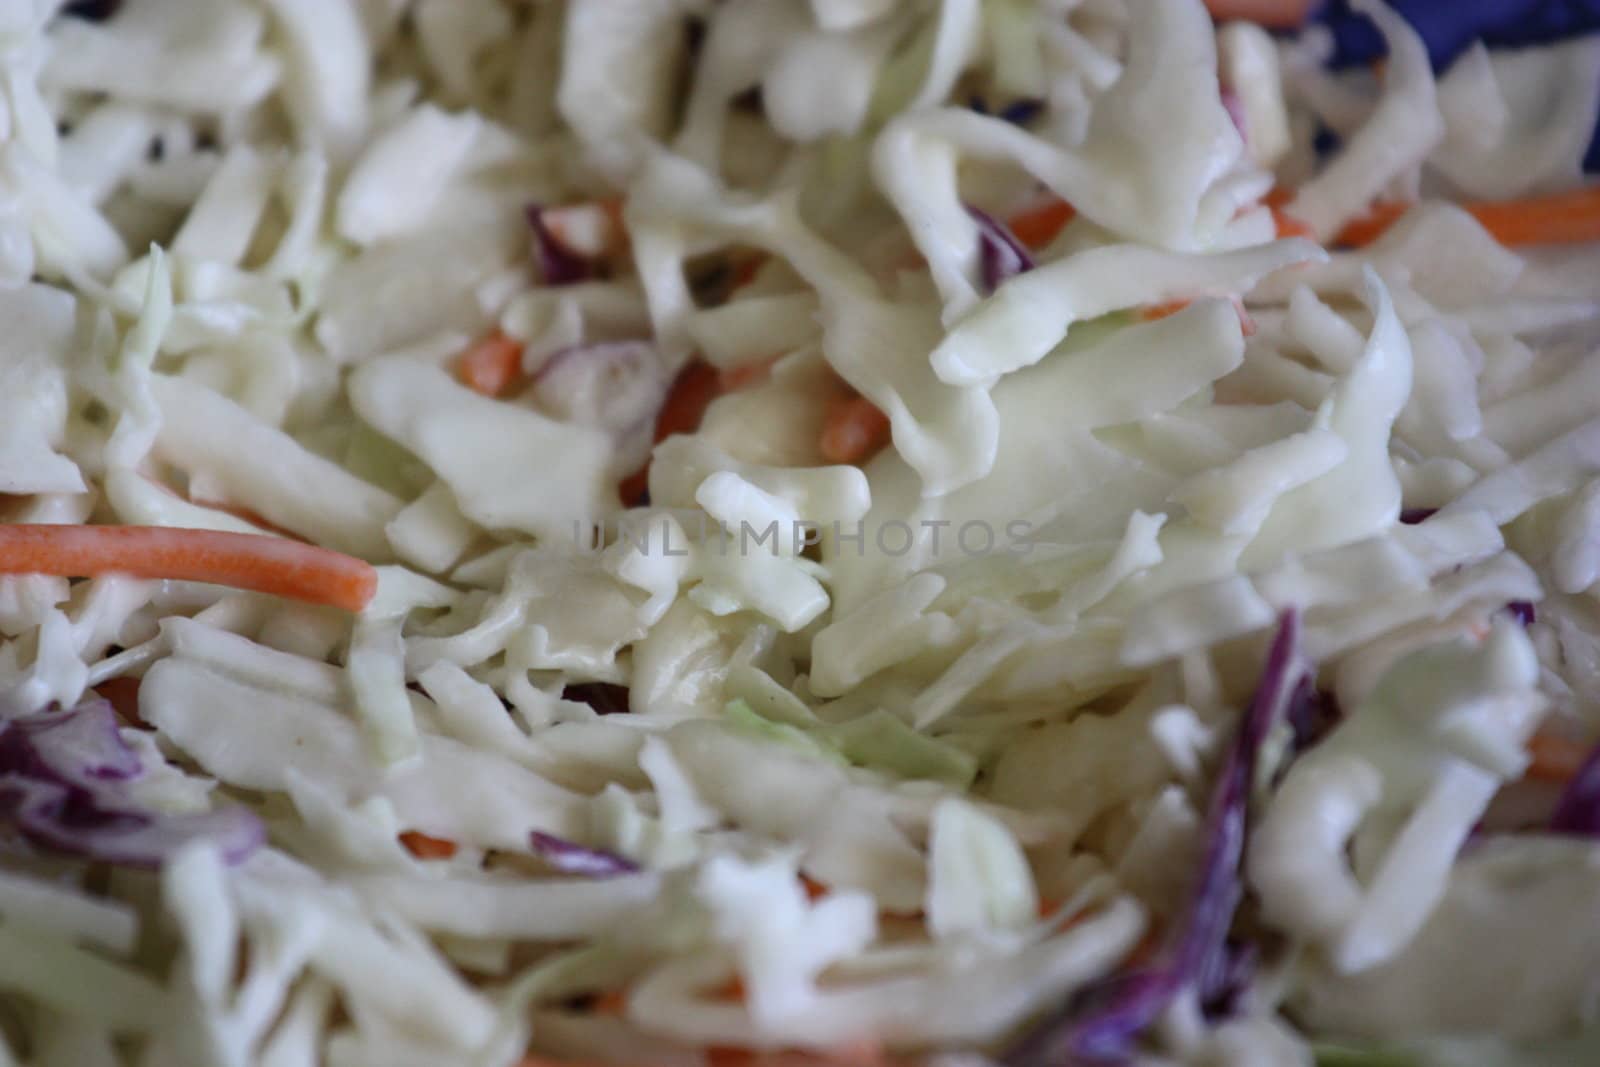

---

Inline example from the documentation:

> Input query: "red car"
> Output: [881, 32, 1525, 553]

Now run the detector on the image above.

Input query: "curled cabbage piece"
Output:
[1248, 620, 1545, 974]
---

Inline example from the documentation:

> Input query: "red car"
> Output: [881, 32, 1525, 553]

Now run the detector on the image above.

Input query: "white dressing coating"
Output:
[1249, 622, 1544, 974]
[0, 284, 83, 494]
[348, 355, 616, 540]
[3, 1, 1600, 1063]
[151, 373, 403, 560]
[335, 105, 478, 246]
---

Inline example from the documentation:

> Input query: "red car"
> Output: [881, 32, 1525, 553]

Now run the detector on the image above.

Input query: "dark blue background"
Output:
[1308, 1, 1600, 170]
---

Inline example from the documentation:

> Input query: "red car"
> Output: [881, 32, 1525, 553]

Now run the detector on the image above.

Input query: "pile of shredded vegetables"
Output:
[2, 0, 1600, 1064]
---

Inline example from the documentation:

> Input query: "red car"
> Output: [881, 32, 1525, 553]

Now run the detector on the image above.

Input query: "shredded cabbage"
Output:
[1, 0, 1598, 1063]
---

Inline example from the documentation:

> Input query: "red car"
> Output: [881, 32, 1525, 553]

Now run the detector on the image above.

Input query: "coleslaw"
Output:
[1, 1, 1600, 1065]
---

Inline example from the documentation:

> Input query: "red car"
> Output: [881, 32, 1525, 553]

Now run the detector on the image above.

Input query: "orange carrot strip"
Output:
[95, 676, 144, 727]
[1203, 0, 1318, 27]
[456, 330, 526, 398]
[1140, 299, 1192, 322]
[1271, 206, 1317, 241]
[399, 830, 458, 860]
[1333, 201, 1411, 247]
[800, 873, 829, 901]
[591, 990, 628, 1017]
[0, 525, 377, 612]
[819, 396, 892, 465]
[1467, 187, 1600, 246]
[655, 359, 724, 443]
[617, 467, 651, 508]
[1006, 198, 1076, 250]
[1337, 187, 1600, 249]
[618, 359, 726, 506]
[1141, 296, 1256, 336]
[1527, 731, 1594, 784]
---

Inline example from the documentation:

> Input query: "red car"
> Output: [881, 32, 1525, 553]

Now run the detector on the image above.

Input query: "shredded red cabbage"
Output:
[62, 0, 121, 20]
[1399, 507, 1438, 524]
[1003, 610, 1306, 1066]
[1549, 739, 1600, 837]
[1287, 676, 1341, 754]
[1505, 600, 1537, 626]
[526, 204, 596, 287]
[0, 700, 264, 868]
[969, 96, 1045, 125]
[967, 206, 1035, 294]
[529, 830, 640, 877]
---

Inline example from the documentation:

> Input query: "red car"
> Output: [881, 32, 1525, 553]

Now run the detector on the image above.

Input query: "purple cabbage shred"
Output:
[967, 205, 1035, 294]
[526, 204, 595, 287]
[1505, 600, 1537, 626]
[560, 682, 631, 715]
[1550, 739, 1600, 837]
[1286, 676, 1341, 755]
[968, 96, 1045, 125]
[1003, 609, 1307, 1066]
[1399, 507, 1437, 525]
[0, 700, 264, 868]
[62, 0, 121, 20]
[529, 830, 641, 877]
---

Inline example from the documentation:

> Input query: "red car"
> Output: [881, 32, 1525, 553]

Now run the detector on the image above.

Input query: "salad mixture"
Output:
[3, 0, 1600, 1064]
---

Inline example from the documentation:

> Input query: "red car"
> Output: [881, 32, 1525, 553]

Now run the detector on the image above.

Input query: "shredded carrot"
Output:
[1526, 731, 1594, 784]
[617, 358, 727, 507]
[591, 989, 628, 1016]
[1202, 0, 1318, 27]
[1337, 187, 1600, 249]
[1271, 206, 1317, 241]
[1140, 296, 1256, 336]
[95, 676, 144, 727]
[655, 359, 724, 443]
[456, 329, 526, 398]
[398, 830, 458, 860]
[1140, 299, 1192, 322]
[617, 467, 651, 508]
[800, 873, 829, 901]
[1006, 198, 1076, 250]
[1465, 187, 1600, 246]
[1333, 201, 1411, 248]
[0, 525, 377, 612]
[819, 395, 892, 466]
